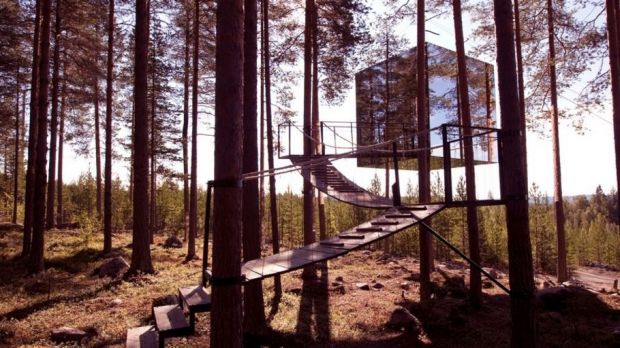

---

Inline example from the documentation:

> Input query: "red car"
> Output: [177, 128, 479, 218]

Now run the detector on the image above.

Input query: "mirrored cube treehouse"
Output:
[354, 43, 498, 171]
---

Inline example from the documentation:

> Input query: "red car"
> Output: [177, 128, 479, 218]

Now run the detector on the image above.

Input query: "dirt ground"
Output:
[1, 228, 620, 347]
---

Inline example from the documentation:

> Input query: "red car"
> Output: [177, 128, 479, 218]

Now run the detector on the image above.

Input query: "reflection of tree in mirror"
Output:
[355, 43, 497, 170]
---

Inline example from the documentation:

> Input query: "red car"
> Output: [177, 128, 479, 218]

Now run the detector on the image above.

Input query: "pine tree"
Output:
[129, 0, 154, 275]
[210, 0, 243, 345]
[103, 0, 114, 253]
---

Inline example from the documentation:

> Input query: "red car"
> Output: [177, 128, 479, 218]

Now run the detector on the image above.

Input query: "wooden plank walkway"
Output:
[241, 204, 444, 283]
[289, 157, 394, 209]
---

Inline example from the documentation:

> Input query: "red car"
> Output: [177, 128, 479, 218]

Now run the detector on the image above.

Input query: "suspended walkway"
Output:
[126, 123, 508, 347]
[242, 204, 444, 282]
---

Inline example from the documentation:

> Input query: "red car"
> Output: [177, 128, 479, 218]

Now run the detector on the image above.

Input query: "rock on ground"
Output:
[164, 235, 183, 248]
[50, 327, 87, 343]
[354, 283, 370, 290]
[98, 256, 129, 278]
[537, 286, 575, 311]
[387, 306, 423, 334]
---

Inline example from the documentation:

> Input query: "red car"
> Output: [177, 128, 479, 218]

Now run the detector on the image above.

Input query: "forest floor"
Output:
[1, 227, 620, 347]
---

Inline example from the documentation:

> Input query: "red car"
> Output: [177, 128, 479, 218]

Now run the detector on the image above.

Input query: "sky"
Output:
[58, 2, 618, 198]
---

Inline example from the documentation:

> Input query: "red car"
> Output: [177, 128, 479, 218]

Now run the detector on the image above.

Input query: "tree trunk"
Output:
[302, 0, 316, 279]
[311, 0, 326, 241]
[384, 32, 390, 200]
[546, 0, 567, 283]
[210, 0, 243, 346]
[242, 0, 266, 340]
[187, 0, 199, 261]
[263, 0, 281, 296]
[259, 6, 265, 243]
[46, 0, 61, 229]
[23, 0, 42, 258]
[452, 0, 481, 307]
[149, 43, 156, 244]
[182, 0, 190, 242]
[493, 0, 537, 346]
[129, 0, 154, 275]
[29, 0, 52, 274]
[57, 71, 66, 226]
[94, 78, 102, 221]
[514, 0, 527, 183]
[12, 68, 20, 225]
[416, 0, 432, 304]
[606, 0, 620, 224]
[103, 0, 114, 254]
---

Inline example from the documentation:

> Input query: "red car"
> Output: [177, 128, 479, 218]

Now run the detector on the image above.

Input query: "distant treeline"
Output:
[1, 170, 618, 272]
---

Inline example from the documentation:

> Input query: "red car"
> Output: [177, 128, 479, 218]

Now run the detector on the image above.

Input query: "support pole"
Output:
[202, 181, 213, 287]
[391, 142, 401, 206]
[442, 124, 453, 203]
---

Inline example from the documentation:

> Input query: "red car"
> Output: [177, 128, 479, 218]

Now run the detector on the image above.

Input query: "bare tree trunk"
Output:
[606, 0, 620, 223]
[311, 1, 326, 241]
[57, 72, 66, 226]
[46, 0, 61, 229]
[263, 0, 281, 295]
[29, 0, 52, 274]
[302, 0, 316, 279]
[514, 0, 527, 183]
[452, 0, 481, 307]
[103, 0, 114, 254]
[210, 0, 243, 345]
[384, 32, 390, 200]
[182, 0, 190, 242]
[187, 0, 199, 261]
[417, 0, 432, 304]
[129, 0, 154, 275]
[94, 78, 102, 220]
[243, 0, 266, 340]
[546, 0, 567, 283]
[259, 12, 265, 242]
[493, 0, 537, 346]
[12, 68, 20, 225]
[149, 47, 156, 244]
[23, 0, 42, 257]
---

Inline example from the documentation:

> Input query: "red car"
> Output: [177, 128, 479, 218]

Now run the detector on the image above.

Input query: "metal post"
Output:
[320, 121, 325, 155]
[442, 124, 453, 203]
[288, 121, 291, 157]
[497, 129, 505, 200]
[391, 142, 401, 206]
[202, 181, 213, 287]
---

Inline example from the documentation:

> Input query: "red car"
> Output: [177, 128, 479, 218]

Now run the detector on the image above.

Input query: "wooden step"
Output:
[371, 220, 400, 226]
[126, 325, 158, 348]
[356, 227, 384, 232]
[178, 285, 211, 327]
[320, 241, 345, 247]
[153, 304, 192, 341]
[400, 206, 428, 211]
[338, 234, 365, 240]
[385, 213, 414, 219]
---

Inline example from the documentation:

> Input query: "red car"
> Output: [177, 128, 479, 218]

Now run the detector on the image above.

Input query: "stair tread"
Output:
[357, 227, 384, 232]
[153, 305, 191, 334]
[179, 286, 211, 312]
[126, 325, 158, 348]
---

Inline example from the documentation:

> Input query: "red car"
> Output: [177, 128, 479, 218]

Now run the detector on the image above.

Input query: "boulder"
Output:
[387, 306, 423, 334]
[98, 256, 129, 278]
[50, 327, 87, 343]
[110, 298, 123, 307]
[354, 283, 370, 290]
[537, 286, 574, 311]
[335, 276, 344, 282]
[372, 282, 384, 290]
[400, 281, 411, 290]
[164, 235, 183, 248]
[445, 276, 467, 298]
